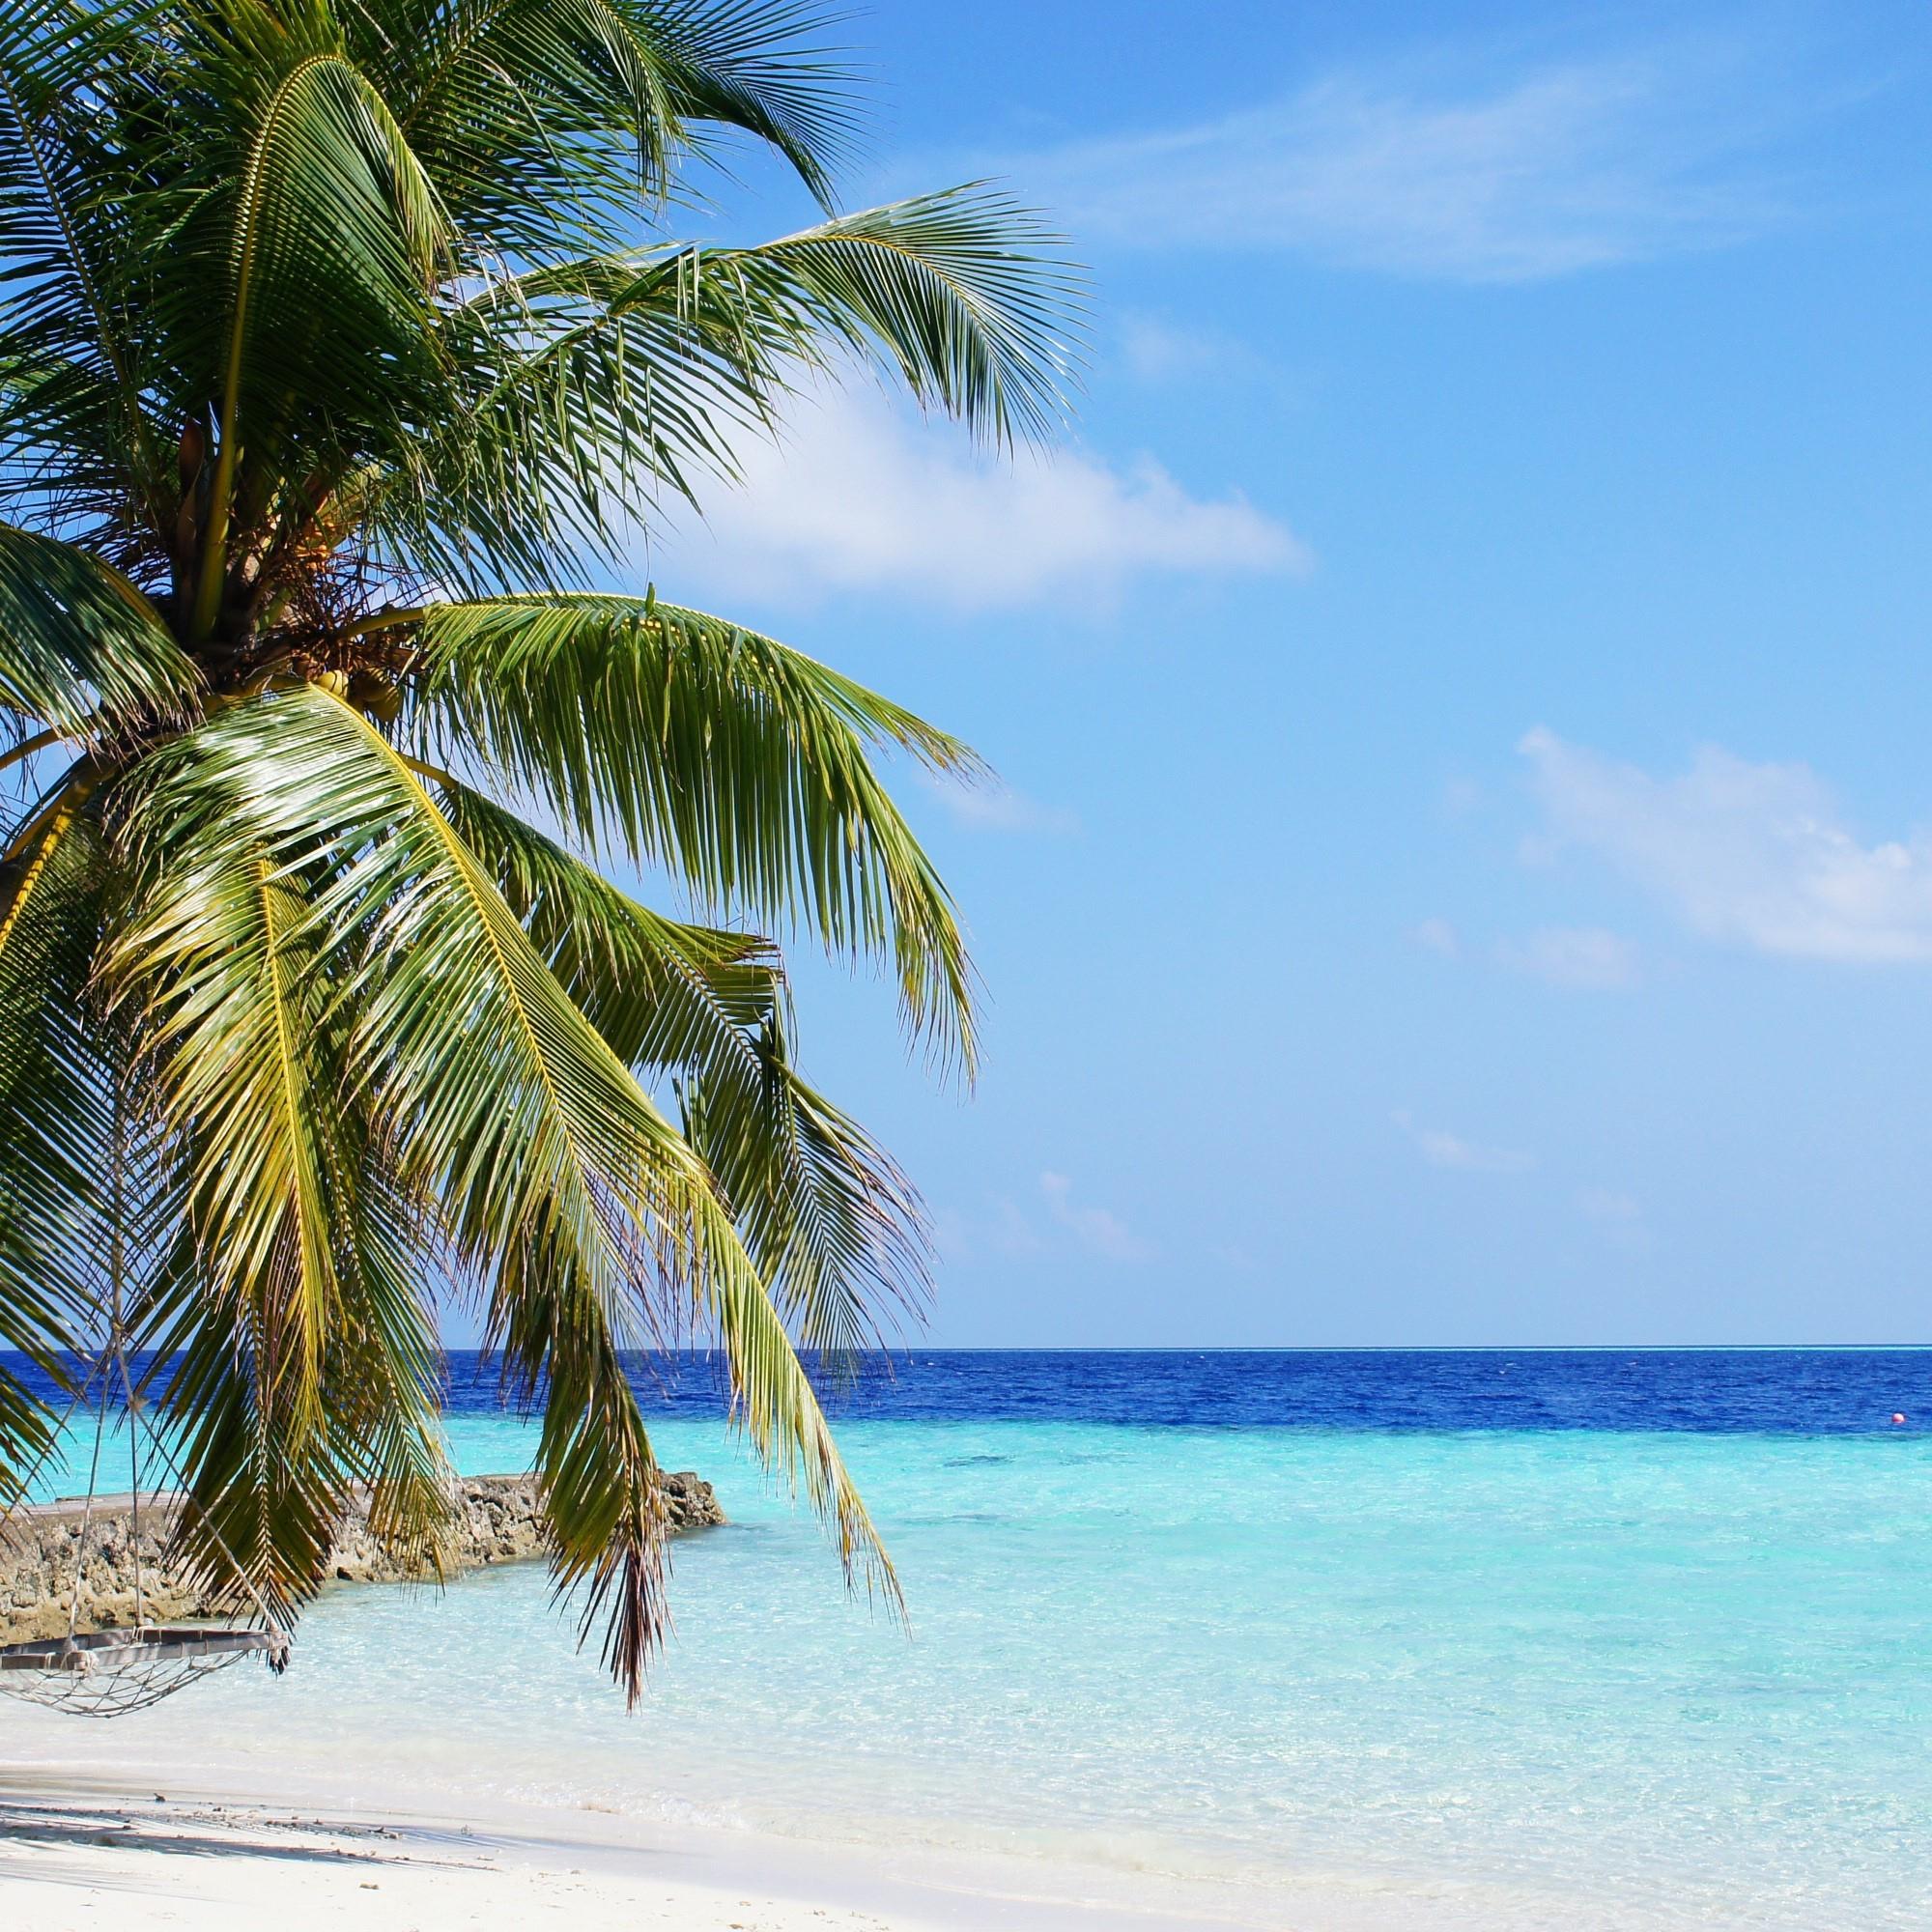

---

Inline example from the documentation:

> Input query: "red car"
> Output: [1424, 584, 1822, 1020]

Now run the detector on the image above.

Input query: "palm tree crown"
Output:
[0, 0, 1080, 1698]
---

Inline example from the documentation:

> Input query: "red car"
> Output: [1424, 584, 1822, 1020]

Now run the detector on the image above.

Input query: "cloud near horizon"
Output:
[1040, 1172, 1153, 1263]
[1577, 1186, 1651, 1255]
[652, 384, 1304, 613]
[935, 1173, 1153, 1267]
[989, 33, 1821, 283]
[1521, 728, 1932, 965]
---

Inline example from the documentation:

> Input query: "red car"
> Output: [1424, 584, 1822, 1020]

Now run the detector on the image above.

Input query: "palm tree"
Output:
[0, 0, 1078, 1698]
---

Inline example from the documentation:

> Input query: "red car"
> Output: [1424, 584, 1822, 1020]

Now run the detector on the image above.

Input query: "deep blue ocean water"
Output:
[6, 1350, 1931, 1930]
[14, 1344, 1932, 1439]
[464, 1344, 1932, 1431]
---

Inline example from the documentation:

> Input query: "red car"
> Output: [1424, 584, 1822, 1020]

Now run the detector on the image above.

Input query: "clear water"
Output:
[6, 1350, 1931, 1928]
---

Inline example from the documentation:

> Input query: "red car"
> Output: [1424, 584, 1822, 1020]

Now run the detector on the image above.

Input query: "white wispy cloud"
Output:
[1410, 916, 1462, 957]
[935, 1174, 1152, 1266]
[1495, 924, 1641, 990]
[920, 773, 1080, 837]
[1040, 1171, 1153, 1263]
[654, 384, 1305, 612]
[1393, 1110, 1534, 1175]
[1577, 1186, 1643, 1226]
[1521, 728, 1932, 965]
[994, 34, 1820, 282]
[932, 1198, 1045, 1264]
[1577, 1186, 1651, 1254]
[1117, 314, 1268, 385]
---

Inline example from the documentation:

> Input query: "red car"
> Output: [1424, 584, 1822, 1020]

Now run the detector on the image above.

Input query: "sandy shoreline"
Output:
[0, 1763, 1299, 1932]
[0, 1783, 954, 1931]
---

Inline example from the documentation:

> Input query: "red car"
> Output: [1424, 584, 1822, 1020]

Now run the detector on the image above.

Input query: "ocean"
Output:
[6, 1349, 1931, 1928]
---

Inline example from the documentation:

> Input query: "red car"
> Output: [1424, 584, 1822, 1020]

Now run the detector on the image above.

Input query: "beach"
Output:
[4, 1781, 891, 1932]
[0, 1770, 1281, 1931]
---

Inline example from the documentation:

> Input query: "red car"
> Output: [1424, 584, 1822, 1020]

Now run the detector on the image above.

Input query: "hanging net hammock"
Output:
[0, 1625, 289, 1718]
[0, 1302, 293, 1718]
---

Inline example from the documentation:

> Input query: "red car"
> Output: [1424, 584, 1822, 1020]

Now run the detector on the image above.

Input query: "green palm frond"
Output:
[128, 682, 895, 1686]
[427, 771, 782, 1062]
[184, 38, 455, 639]
[0, 790, 108, 1500]
[722, 187, 1086, 447]
[105, 784, 459, 1608]
[642, 0, 857, 207]
[133, 1136, 459, 1616]
[141, 1238, 359, 1622]
[371, 0, 853, 238]
[361, 185, 1077, 590]
[331, 1152, 458, 1575]
[0, 0, 164, 522]
[682, 1011, 932, 1365]
[384, 253, 774, 589]
[491, 1228, 676, 1703]
[106, 839, 351, 1441]
[433, 779, 930, 1359]
[0, 526, 198, 740]
[407, 592, 982, 1067]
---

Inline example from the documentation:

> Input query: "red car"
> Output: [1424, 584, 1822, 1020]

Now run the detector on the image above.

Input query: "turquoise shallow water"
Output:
[6, 1354, 1932, 1927]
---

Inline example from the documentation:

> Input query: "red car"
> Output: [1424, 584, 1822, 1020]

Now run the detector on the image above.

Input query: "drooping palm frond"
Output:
[426, 770, 783, 1065]
[639, 0, 859, 206]
[404, 592, 982, 1066]
[107, 839, 352, 1442]
[104, 779, 459, 1612]
[490, 1222, 677, 1703]
[331, 1153, 458, 1576]
[122, 682, 896, 1684]
[138, 1237, 367, 1623]
[117, 1082, 459, 1620]
[681, 1011, 932, 1365]
[132, 1169, 459, 1619]
[433, 778, 931, 1360]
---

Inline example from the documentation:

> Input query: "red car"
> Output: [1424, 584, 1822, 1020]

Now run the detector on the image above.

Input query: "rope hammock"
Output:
[0, 1626, 288, 1718]
[0, 1324, 293, 1717]
[0, 1093, 292, 1717]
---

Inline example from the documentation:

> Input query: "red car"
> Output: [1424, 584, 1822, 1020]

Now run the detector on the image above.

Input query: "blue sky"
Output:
[632, 1, 1932, 1346]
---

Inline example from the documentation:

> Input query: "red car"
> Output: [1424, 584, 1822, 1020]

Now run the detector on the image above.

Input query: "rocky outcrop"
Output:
[0, 1472, 723, 1644]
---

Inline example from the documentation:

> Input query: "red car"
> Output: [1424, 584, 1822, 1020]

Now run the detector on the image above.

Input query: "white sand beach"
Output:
[0, 1767, 1297, 1932]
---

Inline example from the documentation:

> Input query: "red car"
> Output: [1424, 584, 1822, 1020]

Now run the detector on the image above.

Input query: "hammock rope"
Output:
[0, 1083, 293, 1718]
